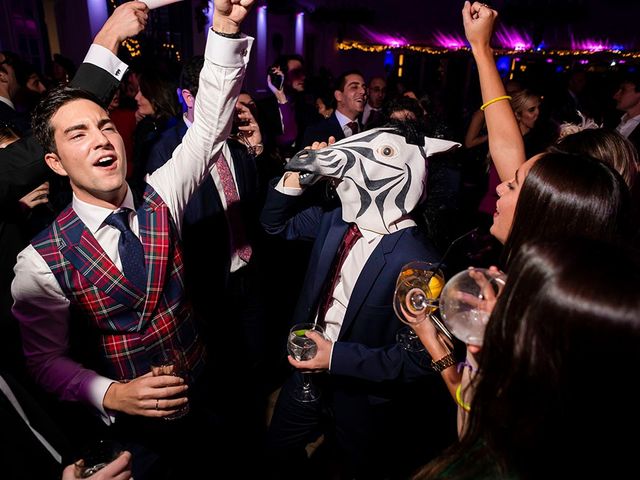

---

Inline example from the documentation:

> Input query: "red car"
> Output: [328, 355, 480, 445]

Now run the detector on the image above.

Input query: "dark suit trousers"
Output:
[266, 372, 405, 479]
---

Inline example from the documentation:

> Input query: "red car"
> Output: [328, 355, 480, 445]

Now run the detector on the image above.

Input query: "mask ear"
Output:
[44, 152, 69, 177]
[423, 136, 461, 156]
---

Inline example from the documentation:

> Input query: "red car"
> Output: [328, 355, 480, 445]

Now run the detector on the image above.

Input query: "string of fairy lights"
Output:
[337, 40, 640, 59]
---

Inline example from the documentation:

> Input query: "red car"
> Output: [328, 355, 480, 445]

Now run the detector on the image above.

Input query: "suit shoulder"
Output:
[395, 227, 440, 259]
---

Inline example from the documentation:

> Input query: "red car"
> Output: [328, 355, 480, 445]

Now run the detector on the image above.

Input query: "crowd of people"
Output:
[0, 1, 638, 479]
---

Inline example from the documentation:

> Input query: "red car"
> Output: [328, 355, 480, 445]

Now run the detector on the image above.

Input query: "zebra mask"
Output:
[287, 127, 460, 234]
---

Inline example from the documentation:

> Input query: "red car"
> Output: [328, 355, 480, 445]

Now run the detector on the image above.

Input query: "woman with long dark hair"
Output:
[406, 1, 635, 428]
[413, 238, 640, 479]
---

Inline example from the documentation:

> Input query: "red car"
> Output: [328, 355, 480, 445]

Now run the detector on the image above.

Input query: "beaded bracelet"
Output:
[480, 95, 512, 111]
[455, 384, 471, 412]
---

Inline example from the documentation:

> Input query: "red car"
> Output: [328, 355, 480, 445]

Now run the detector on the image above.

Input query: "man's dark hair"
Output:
[334, 70, 364, 93]
[384, 97, 425, 124]
[0, 50, 22, 75]
[179, 56, 204, 97]
[32, 85, 102, 154]
[620, 72, 640, 92]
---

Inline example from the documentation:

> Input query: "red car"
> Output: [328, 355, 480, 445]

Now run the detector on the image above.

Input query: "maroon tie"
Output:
[316, 223, 363, 325]
[215, 153, 252, 263]
[346, 121, 359, 136]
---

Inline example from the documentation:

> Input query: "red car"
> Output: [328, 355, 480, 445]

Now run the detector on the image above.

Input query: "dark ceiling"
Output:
[281, 0, 640, 50]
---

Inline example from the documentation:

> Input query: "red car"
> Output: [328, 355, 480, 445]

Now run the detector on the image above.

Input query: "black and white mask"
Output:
[287, 127, 460, 233]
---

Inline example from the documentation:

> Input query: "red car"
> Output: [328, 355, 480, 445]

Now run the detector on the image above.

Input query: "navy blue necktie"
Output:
[104, 209, 147, 291]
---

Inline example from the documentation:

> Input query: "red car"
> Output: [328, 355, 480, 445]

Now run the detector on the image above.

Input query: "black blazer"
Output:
[0, 101, 30, 135]
[301, 111, 346, 147]
[146, 120, 263, 315]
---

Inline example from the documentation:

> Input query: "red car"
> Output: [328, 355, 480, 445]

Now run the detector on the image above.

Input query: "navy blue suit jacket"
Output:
[261, 186, 440, 385]
[261, 185, 458, 475]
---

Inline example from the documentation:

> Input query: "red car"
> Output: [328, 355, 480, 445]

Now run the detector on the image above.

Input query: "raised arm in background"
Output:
[462, 1, 525, 181]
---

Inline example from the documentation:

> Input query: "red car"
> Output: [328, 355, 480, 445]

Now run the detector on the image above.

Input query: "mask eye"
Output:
[380, 145, 395, 157]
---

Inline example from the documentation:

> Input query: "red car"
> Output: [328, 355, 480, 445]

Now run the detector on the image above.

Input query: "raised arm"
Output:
[71, 1, 148, 106]
[0, 2, 148, 202]
[462, 1, 525, 181]
[146, 0, 255, 228]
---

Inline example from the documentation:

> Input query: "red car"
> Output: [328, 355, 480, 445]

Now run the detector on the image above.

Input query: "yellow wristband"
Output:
[455, 384, 471, 412]
[480, 95, 512, 111]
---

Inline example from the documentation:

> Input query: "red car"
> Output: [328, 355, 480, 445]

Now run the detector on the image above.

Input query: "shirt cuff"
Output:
[205, 29, 254, 67]
[83, 44, 128, 81]
[328, 341, 335, 372]
[275, 174, 304, 196]
[88, 375, 117, 425]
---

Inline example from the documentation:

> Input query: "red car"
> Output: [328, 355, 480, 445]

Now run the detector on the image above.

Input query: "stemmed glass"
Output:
[439, 268, 506, 346]
[287, 322, 325, 403]
[393, 261, 451, 352]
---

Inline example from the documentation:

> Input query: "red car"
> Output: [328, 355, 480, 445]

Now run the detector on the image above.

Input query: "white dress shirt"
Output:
[0, 95, 15, 110]
[11, 31, 253, 423]
[616, 113, 640, 139]
[335, 109, 359, 137]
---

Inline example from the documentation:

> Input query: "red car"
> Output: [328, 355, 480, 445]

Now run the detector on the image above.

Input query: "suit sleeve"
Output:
[260, 181, 323, 241]
[70, 43, 128, 108]
[0, 46, 125, 202]
[70, 63, 120, 109]
[330, 341, 436, 383]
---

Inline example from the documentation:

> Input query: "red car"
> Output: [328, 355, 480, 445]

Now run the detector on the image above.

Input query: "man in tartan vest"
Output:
[11, 0, 255, 476]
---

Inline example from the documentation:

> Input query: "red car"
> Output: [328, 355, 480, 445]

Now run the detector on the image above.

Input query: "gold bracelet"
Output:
[431, 353, 456, 373]
[480, 95, 512, 111]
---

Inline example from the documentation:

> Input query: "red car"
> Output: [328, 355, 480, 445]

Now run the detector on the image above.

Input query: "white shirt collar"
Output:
[334, 109, 355, 129]
[72, 186, 136, 233]
[0, 95, 15, 110]
[620, 112, 640, 125]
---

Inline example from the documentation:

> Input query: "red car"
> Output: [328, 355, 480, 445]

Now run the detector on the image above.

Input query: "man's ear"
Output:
[334, 89, 343, 106]
[180, 89, 195, 109]
[44, 152, 69, 177]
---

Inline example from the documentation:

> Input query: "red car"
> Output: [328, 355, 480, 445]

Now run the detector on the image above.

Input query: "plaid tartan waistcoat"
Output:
[31, 184, 206, 381]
